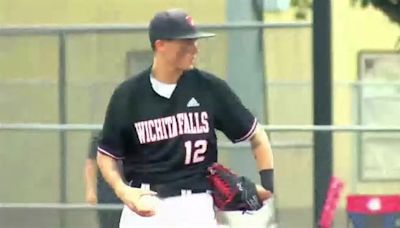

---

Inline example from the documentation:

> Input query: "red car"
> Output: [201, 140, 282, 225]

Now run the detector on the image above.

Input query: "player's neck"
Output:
[151, 58, 182, 84]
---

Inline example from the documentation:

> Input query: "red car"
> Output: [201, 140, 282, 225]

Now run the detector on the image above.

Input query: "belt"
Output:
[129, 182, 210, 198]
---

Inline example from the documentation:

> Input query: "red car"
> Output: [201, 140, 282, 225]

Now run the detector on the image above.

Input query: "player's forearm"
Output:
[250, 125, 273, 170]
[250, 125, 274, 193]
[84, 159, 97, 193]
[96, 152, 127, 197]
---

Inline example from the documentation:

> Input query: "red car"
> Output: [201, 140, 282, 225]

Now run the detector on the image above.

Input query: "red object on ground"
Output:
[319, 176, 345, 228]
[346, 195, 400, 214]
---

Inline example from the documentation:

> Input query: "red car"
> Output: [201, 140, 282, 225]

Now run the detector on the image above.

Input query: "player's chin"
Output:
[179, 63, 195, 71]
[186, 64, 195, 70]
[182, 60, 196, 70]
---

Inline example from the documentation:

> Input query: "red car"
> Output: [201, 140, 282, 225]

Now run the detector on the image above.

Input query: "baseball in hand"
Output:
[138, 195, 161, 211]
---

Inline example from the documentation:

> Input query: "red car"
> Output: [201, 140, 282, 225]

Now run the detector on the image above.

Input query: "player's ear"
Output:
[154, 40, 166, 52]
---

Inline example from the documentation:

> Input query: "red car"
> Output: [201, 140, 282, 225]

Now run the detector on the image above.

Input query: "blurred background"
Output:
[0, 0, 400, 227]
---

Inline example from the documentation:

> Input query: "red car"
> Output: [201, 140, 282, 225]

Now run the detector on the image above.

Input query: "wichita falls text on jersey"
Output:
[134, 111, 210, 144]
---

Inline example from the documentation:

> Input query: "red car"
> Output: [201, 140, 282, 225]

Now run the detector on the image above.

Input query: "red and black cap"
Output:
[149, 9, 215, 47]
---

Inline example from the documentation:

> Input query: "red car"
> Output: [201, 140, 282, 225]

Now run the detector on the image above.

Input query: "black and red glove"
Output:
[207, 163, 263, 211]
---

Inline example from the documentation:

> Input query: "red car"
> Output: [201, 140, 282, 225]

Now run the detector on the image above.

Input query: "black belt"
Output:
[129, 182, 209, 198]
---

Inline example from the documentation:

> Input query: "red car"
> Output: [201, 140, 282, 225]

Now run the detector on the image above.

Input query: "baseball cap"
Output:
[149, 9, 215, 47]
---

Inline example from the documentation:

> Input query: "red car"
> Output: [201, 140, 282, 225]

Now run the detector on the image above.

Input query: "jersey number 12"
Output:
[184, 140, 207, 165]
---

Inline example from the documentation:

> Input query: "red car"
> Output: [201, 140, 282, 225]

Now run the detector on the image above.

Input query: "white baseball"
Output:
[138, 195, 161, 211]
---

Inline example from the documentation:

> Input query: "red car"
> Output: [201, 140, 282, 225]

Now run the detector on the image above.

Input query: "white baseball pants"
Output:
[119, 192, 219, 228]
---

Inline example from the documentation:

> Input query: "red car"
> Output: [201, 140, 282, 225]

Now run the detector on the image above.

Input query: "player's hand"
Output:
[256, 184, 272, 202]
[85, 191, 97, 205]
[116, 184, 158, 217]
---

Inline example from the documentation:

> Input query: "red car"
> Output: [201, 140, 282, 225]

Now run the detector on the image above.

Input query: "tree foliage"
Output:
[291, 0, 312, 19]
[353, 0, 400, 25]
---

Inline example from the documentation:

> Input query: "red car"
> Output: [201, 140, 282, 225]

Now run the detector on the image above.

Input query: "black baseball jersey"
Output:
[98, 67, 257, 191]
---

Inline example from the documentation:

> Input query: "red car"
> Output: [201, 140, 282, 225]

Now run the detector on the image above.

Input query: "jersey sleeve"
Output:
[213, 79, 258, 143]
[97, 88, 126, 160]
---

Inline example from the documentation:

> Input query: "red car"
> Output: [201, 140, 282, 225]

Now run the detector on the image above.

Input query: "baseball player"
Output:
[97, 9, 274, 228]
[84, 130, 122, 228]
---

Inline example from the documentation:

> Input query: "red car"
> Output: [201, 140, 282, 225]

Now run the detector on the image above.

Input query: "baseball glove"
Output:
[207, 163, 263, 211]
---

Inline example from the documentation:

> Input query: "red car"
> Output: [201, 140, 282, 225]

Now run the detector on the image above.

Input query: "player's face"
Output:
[163, 39, 198, 70]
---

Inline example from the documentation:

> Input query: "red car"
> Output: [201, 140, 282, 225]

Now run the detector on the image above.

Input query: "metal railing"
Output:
[2, 123, 400, 132]
[0, 22, 311, 35]
[0, 203, 123, 210]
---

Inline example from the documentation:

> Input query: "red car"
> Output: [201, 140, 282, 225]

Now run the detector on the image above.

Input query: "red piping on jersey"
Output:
[234, 118, 257, 143]
[97, 146, 125, 160]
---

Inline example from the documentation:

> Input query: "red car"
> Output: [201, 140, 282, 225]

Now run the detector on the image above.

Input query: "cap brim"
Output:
[172, 32, 216, 40]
